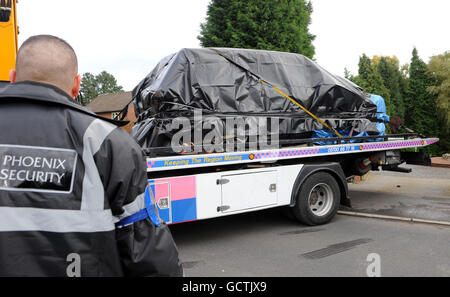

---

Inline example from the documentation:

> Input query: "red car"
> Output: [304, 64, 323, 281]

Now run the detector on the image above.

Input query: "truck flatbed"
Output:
[146, 137, 439, 172]
[144, 134, 438, 225]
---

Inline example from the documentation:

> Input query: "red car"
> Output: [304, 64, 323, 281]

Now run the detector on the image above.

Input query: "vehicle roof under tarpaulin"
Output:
[132, 48, 381, 150]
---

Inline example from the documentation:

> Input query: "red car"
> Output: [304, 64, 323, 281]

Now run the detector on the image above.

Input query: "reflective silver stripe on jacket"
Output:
[81, 119, 117, 211]
[119, 192, 146, 220]
[0, 119, 130, 233]
[0, 207, 115, 233]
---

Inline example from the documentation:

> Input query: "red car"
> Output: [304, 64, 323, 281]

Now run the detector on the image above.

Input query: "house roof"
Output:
[86, 91, 132, 113]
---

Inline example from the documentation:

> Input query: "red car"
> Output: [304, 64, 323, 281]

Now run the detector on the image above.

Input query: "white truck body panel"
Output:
[146, 137, 439, 224]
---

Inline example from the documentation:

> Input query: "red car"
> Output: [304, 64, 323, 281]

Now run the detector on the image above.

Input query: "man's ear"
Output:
[9, 69, 16, 83]
[70, 74, 81, 98]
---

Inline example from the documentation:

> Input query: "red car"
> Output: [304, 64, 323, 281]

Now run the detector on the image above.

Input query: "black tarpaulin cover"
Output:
[132, 48, 380, 153]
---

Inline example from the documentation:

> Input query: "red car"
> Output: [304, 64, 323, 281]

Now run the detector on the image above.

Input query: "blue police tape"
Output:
[116, 186, 161, 227]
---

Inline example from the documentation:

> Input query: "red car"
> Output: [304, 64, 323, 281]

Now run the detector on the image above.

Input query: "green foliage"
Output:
[78, 71, 123, 106]
[405, 48, 440, 155]
[427, 51, 450, 131]
[344, 67, 354, 80]
[77, 73, 96, 105]
[198, 0, 315, 58]
[375, 56, 405, 120]
[350, 55, 409, 120]
[352, 54, 391, 109]
[348, 49, 447, 155]
[427, 51, 450, 155]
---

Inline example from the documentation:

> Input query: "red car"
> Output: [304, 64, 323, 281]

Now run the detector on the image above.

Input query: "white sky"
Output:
[17, 0, 450, 91]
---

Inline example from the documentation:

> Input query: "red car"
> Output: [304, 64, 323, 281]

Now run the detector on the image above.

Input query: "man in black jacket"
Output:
[0, 34, 183, 276]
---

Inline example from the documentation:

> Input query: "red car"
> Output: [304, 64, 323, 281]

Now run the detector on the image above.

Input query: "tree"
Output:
[374, 56, 405, 119]
[350, 55, 410, 122]
[198, 0, 315, 58]
[78, 72, 97, 105]
[78, 71, 124, 105]
[405, 48, 440, 155]
[427, 51, 450, 155]
[398, 62, 409, 116]
[344, 67, 354, 81]
[427, 51, 450, 131]
[352, 54, 391, 107]
[348, 50, 445, 155]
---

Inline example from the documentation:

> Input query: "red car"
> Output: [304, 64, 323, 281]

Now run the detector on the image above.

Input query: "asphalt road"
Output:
[171, 210, 450, 277]
[171, 165, 450, 277]
[347, 165, 450, 222]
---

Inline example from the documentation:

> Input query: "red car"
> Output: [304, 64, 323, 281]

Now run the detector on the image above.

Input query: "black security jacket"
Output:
[0, 81, 183, 276]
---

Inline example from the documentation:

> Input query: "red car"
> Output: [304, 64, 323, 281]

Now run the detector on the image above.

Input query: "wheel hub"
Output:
[308, 183, 333, 217]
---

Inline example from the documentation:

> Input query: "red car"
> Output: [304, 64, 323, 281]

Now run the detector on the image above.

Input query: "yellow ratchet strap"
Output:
[259, 79, 344, 138]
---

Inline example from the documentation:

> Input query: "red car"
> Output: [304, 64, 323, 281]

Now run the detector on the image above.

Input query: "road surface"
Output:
[171, 165, 450, 277]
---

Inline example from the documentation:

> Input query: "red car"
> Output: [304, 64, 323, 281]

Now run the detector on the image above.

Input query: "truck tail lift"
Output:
[145, 134, 438, 226]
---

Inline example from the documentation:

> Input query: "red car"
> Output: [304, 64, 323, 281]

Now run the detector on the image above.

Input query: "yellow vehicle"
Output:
[0, 0, 18, 85]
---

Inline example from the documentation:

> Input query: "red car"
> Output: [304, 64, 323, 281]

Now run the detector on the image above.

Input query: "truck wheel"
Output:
[291, 172, 340, 225]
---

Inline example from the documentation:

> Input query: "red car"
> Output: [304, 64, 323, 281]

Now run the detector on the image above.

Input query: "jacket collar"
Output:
[0, 81, 127, 126]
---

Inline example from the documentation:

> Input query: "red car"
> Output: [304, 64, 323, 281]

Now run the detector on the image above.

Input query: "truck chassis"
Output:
[145, 135, 439, 225]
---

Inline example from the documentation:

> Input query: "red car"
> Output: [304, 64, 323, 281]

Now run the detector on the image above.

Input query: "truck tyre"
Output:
[291, 172, 340, 225]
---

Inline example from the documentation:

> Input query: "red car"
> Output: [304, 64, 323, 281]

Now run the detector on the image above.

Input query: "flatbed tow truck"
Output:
[127, 47, 440, 227]
[144, 134, 439, 226]
[1, 2, 439, 228]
